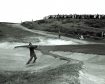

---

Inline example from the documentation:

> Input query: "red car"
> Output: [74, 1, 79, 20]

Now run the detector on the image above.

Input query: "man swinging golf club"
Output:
[15, 42, 38, 64]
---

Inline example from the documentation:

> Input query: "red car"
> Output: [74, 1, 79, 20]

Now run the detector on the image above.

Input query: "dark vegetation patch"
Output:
[0, 62, 83, 84]
[84, 19, 105, 28]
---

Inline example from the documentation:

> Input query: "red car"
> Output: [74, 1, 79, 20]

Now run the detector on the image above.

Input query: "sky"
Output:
[0, 0, 105, 23]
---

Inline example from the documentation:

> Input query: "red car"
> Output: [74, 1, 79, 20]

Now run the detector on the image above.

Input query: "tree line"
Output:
[44, 14, 105, 19]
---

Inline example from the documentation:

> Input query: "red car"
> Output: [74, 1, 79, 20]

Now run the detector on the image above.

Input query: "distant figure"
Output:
[101, 32, 105, 37]
[58, 29, 61, 39]
[15, 42, 38, 64]
[79, 35, 84, 40]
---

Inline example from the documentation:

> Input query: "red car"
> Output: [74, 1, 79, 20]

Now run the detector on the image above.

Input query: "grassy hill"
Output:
[21, 16, 105, 40]
[0, 22, 35, 42]
[1, 15, 105, 41]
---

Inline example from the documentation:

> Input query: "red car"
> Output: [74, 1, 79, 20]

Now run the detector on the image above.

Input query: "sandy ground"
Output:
[0, 41, 105, 84]
[0, 40, 82, 84]
[0, 24, 105, 84]
[51, 51, 105, 84]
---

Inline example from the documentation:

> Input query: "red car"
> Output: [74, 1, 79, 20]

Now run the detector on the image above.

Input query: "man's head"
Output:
[29, 42, 32, 46]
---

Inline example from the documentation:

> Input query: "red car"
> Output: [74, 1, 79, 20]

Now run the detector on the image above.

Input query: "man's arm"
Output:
[14, 45, 29, 49]
[31, 45, 38, 50]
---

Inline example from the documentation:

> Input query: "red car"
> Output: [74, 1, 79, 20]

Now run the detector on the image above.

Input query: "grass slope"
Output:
[21, 18, 105, 42]
[0, 22, 35, 42]
[21, 18, 105, 33]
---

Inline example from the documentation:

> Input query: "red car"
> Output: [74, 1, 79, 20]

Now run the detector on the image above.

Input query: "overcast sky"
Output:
[0, 0, 105, 23]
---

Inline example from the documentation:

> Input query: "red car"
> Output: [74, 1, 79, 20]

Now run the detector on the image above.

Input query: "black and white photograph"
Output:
[0, 0, 105, 84]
